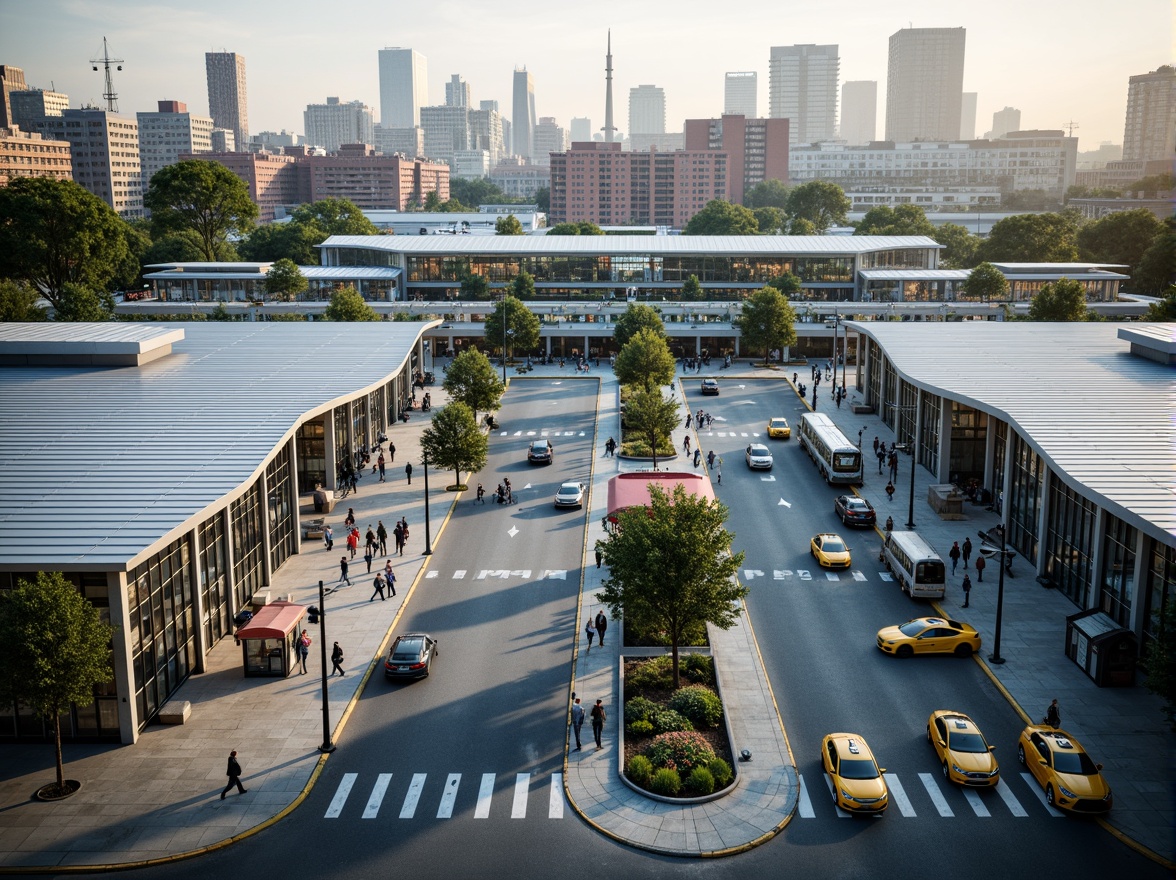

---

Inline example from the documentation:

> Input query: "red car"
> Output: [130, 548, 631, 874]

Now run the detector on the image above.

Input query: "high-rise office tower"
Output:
[304, 97, 375, 152]
[445, 74, 471, 108]
[512, 67, 536, 158]
[988, 106, 1021, 140]
[205, 52, 249, 148]
[724, 72, 757, 118]
[768, 44, 839, 145]
[37, 108, 143, 217]
[629, 85, 666, 137]
[10, 87, 69, 128]
[1122, 65, 1176, 162]
[885, 27, 966, 141]
[137, 100, 213, 186]
[420, 105, 470, 166]
[960, 92, 977, 139]
[570, 117, 592, 143]
[469, 106, 505, 166]
[533, 117, 568, 164]
[378, 48, 428, 128]
[0, 65, 27, 129]
[839, 81, 877, 145]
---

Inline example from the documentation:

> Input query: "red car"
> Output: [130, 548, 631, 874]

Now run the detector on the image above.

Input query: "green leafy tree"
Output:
[546, 221, 605, 235]
[442, 347, 505, 421]
[751, 207, 787, 234]
[508, 270, 536, 299]
[420, 401, 488, 490]
[291, 198, 380, 237]
[613, 303, 665, 347]
[683, 200, 759, 235]
[1133, 218, 1176, 294]
[439, 198, 473, 213]
[1145, 285, 1176, 321]
[598, 484, 746, 689]
[1076, 209, 1164, 277]
[854, 204, 936, 237]
[934, 223, 981, 269]
[978, 212, 1080, 263]
[54, 283, 115, 322]
[0, 572, 115, 797]
[1123, 173, 1175, 196]
[0, 177, 129, 309]
[1141, 594, 1176, 719]
[734, 287, 797, 364]
[962, 262, 1010, 301]
[534, 186, 550, 213]
[495, 215, 524, 235]
[483, 294, 540, 362]
[449, 177, 510, 207]
[785, 181, 851, 232]
[623, 388, 680, 470]
[141, 230, 210, 265]
[743, 179, 790, 209]
[681, 275, 704, 301]
[1026, 277, 1093, 322]
[323, 287, 379, 321]
[0, 279, 48, 322]
[785, 216, 818, 235]
[264, 258, 308, 301]
[1002, 190, 1060, 211]
[460, 270, 491, 300]
[423, 190, 443, 212]
[614, 328, 677, 392]
[143, 159, 258, 261]
[766, 271, 803, 297]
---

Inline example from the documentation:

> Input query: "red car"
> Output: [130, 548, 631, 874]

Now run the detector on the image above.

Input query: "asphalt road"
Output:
[123, 376, 1167, 880]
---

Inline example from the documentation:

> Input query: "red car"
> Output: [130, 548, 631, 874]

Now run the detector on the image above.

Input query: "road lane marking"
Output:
[508, 526, 519, 537]
[426, 571, 438, 579]
[797, 775, 815, 818]
[363, 773, 392, 818]
[885, 772, 916, 817]
[919, 772, 954, 816]
[549, 773, 564, 818]
[453, 570, 466, 579]
[773, 570, 792, 579]
[995, 779, 1028, 816]
[742, 569, 765, 580]
[879, 572, 893, 581]
[761, 474, 776, 482]
[543, 569, 568, 579]
[797, 570, 812, 580]
[778, 498, 791, 506]
[474, 773, 494, 818]
[400, 773, 426, 818]
[1019, 773, 1065, 816]
[825, 572, 839, 581]
[511, 773, 530, 818]
[437, 773, 461, 818]
[851, 570, 867, 581]
[963, 787, 990, 817]
[324, 772, 356, 818]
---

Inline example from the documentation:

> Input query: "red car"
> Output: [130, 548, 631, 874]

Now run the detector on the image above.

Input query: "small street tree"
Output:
[613, 303, 665, 347]
[495, 215, 524, 235]
[483, 294, 540, 362]
[442, 347, 504, 422]
[420, 402, 488, 490]
[934, 223, 981, 269]
[962, 262, 1009, 302]
[683, 199, 759, 235]
[785, 181, 850, 232]
[614, 328, 676, 391]
[264, 258, 308, 301]
[734, 287, 797, 364]
[681, 275, 704, 300]
[1027, 277, 1093, 322]
[323, 287, 379, 321]
[460, 270, 490, 300]
[623, 388, 680, 468]
[598, 483, 746, 689]
[766, 271, 802, 297]
[143, 159, 258, 261]
[0, 279, 48, 322]
[0, 572, 115, 798]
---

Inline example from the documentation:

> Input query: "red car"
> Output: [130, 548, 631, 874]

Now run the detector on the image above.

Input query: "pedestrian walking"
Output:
[385, 568, 397, 597]
[962, 574, 972, 608]
[346, 528, 358, 559]
[877, 447, 886, 475]
[476, 483, 486, 504]
[889, 452, 899, 483]
[388, 441, 396, 462]
[595, 611, 608, 647]
[684, 414, 692, 430]
[338, 556, 351, 588]
[585, 619, 595, 650]
[405, 461, 413, 484]
[393, 522, 404, 555]
[297, 629, 311, 674]
[683, 435, 691, 455]
[707, 450, 716, 469]
[370, 573, 386, 602]
[885, 515, 894, 533]
[220, 750, 247, 798]
[594, 542, 603, 569]
[590, 699, 606, 750]
[344, 507, 356, 529]
[363, 548, 373, 573]
[571, 698, 585, 751]
[378, 460, 386, 482]
[323, 524, 333, 551]
[693, 448, 701, 468]
[873, 436, 880, 457]
[962, 537, 972, 569]
[885, 481, 895, 503]
[400, 517, 410, 545]
[949, 541, 961, 575]
[974, 553, 986, 582]
[377, 521, 388, 556]
[331, 642, 345, 676]
[716, 457, 722, 484]
[1044, 699, 1061, 729]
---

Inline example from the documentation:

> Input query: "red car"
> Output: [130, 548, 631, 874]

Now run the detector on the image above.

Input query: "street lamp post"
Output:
[979, 525, 1014, 664]
[422, 452, 433, 556]
[895, 442, 917, 530]
[314, 580, 335, 753]
[501, 296, 508, 384]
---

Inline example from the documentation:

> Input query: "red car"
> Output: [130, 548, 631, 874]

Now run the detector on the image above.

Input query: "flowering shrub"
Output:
[650, 709, 693, 734]
[668, 685, 723, 728]
[644, 730, 716, 773]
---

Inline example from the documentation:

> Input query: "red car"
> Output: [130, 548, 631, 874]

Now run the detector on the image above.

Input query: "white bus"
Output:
[797, 413, 863, 484]
[882, 531, 946, 599]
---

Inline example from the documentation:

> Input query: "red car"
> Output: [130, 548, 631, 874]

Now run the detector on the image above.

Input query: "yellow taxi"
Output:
[810, 533, 851, 569]
[1017, 725, 1112, 814]
[820, 733, 889, 814]
[766, 417, 791, 439]
[927, 711, 999, 787]
[875, 616, 981, 658]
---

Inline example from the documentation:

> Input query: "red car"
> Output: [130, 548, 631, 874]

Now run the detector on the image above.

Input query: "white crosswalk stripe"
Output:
[324, 772, 356, 818]
[996, 779, 1029, 816]
[884, 772, 916, 817]
[400, 773, 426, 818]
[511, 773, 530, 818]
[797, 774, 815, 818]
[1019, 773, 1066, 816]
[362, 773, 392, 818]
[474, 773, 494, 818]
[919, 772, 955, 816]
[437, 773, 461, 818]
[821, 772, 851, 818]
[962, 787, 990, 817]
[549, 773, 564, 818]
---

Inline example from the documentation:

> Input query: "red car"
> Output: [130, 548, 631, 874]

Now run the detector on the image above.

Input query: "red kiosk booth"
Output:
[234, 600, 307, 677]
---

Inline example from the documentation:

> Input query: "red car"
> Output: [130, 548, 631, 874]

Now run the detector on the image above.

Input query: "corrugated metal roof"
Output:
[859, 269, 971, 280]
[320, 234, 942, 257]
[142, 266, 401, 280]
[0, 322, 431, 570]
[851, 322, 1176, 542]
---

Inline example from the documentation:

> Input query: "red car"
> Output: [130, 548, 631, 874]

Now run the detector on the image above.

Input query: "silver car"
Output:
[745, 443, 774, 470]
[554, 481, 586, 508]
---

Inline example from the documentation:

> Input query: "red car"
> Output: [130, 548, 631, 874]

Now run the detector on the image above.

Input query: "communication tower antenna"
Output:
[1063, 120, 1079, 137]
[90, 37, 124, 113]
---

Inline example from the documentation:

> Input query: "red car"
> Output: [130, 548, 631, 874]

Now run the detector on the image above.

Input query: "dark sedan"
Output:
[834, 494, 876, 527]
[527, 439, 554, 464]
[384, 633, 438, 680]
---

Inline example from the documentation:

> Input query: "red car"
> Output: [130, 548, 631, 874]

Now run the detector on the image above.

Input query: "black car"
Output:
[527, 439, 554, 464]
[384, 634, 438, 679]
[834, 494, 877, 527]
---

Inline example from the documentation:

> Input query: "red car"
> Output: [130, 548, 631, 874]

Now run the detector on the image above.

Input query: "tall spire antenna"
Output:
[601, 30, 616, 143]
[90, 36, 124, 113]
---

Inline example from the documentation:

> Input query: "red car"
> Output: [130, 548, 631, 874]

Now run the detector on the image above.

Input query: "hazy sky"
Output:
[3, 0, 1171, 148]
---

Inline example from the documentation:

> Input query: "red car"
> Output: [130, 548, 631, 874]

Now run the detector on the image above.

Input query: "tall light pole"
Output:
[313, 580, 335, 753]
[979, 525, 1013, 665]
[895, 442, 917, 530]
[501, 295, 508, 384]
[422, 452, 433, 556]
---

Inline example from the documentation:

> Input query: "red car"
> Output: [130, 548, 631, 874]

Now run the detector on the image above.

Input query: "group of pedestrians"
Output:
[583, 610, 608, 651]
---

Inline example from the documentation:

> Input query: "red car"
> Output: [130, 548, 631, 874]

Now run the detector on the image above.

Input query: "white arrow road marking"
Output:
[552, 381, 562, 385]
[324, 772, 356, 818]
[919, 773, 954, 816]
[731, 400, 756, 406]
[564, 431, 575, 436]
[549, 773, 564, 818]
[885, 773, 916, 817]
[508, 526, 519, 537]
[400, 773, 426, 818]
[1019, 774, 1065, 816]
[963, 787, 990, 817]
[761, 474, 776, 482]
[879, 572, 893, 581]
[363, 773, 392, 818]
[774, 570, 793, 579]
[778, 498, 791, 507]
[826, 572, 839, 581]
[742, 569, 765, 580]
[543, 570, 568, 580]
[453, 570, 466, 579]
[437, 773, 461, 818]
[526, 430, 536, 436]
[426, 571, 438, 579]
[579, 431, 586, 436]
[852, 570, 867, 581]
[523, 483, 532, 489]
[797, 775, 815, 818]
[474, 773, 495, 818]
[996, 780, 1029, 817]
[512, 430, 522, 436]
[500, 431, 508, 436]
[798, 569, 812, 580]
[511, 773, 530, 818]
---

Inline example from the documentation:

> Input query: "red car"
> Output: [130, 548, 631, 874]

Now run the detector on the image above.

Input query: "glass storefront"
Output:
[919, 392, 941, 475]
[267, 445, 296, 574]
[949, 402, 987, 484]
[1042, 477, 1097, 607]
[1141, 542, 1175, 658]
[230, 482, 266, 613]
[198, 513, 231, 647]
[296, 419, 326, 496]
[1007, 433, 1043, 565]
[1100, 517, 1136, 628]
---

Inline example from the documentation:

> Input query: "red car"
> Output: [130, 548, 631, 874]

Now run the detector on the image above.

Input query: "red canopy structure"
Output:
[234, 600, 306, 640]
[605, 471, 716, 523]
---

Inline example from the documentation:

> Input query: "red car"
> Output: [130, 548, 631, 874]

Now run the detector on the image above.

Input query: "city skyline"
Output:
[1, 0, 1169, 150]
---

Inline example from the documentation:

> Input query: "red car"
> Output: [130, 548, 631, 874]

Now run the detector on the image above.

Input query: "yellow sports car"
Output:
[927, 711, 999, 787]
[875, 617, 981, 658]
[766, 417, 791, 439]
[820, 733, 889, 814]
[1017, 725, 1112, 814]
[810, 533, 851, 569]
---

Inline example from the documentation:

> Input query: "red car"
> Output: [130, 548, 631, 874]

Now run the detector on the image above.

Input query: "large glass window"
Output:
[1100, 517, 1136, 628]
[128, 538, 194, 729]
[919, 392, 941, 474]
[230, 482, 265, 613]
[1042, 478, 1097, 608]
[1141, 541, 1175, 659]
[267, 445, 296, 574]
[992, 420, 1008, 513]
[198, 513, 230, 647]
[1007, 433, 1043, 565]
[295, 419, 325, 496]
[949, 402, 987, 484]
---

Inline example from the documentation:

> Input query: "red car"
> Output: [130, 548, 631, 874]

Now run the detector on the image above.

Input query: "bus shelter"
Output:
[234, 600, 307, 678]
